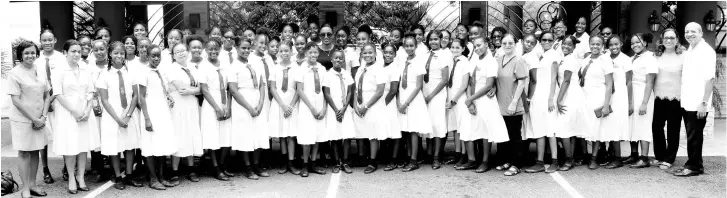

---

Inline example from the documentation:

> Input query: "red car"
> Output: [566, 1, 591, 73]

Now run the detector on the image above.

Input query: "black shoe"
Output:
[431, 159, 442, 170]
[308, 163, 326, 175]
[125, 175, 143, 187]
[29, 187, 47, 197]
[221, 166, 235, 177]
[454, 156, 468, 168]
[396, 160, 408, 168]
[629, 157, 650, 168]
[341, 163, 353, 174]
[525, 161, 546, 173]
[244, 167, 259, 180]
[456, 161, 477, 170]
[62, 167, 69, 181]
[149, 180, 166, 190]
[332, 164, 341, 173]
[621, 155, 638, 164]
[300, 164, 310, 177]
[67, 189, 78, 194]
[364, 164, 378, 174]
[186, 172, 200, 182]
[42, 171, 54, 184]
[214, 172, 230, 181]
[402, 161, 419, 172]
[253, 165, 270, 177]
[673, 168, 703, 177]
[604, 160, 623, 169]
[113, 177, 126, 190]
[588, 159, 599, 170]
[474, 162, 490, 173]
[383, 162, 397, 171]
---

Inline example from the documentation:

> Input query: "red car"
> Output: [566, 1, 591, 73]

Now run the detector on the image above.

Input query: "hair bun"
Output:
[642, 33, 654, 44]
[358, 24, 373, 36]
[96, 18, 108, 28]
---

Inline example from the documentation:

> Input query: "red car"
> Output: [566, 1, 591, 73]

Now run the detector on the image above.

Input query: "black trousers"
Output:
[683, 111, 707, 171]
[651, 98, 684, 164]
[502, 115, 524, 167]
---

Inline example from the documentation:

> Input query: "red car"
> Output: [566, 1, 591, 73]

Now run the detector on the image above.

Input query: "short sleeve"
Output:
[485, 58, 499, 78]
[294, 68, 307, 83]
[411, 59, 426, 76]
[388, 66, 399, 82]
[135, 72, 148, 87]
[601, 58, 614, 75]
[6, 71, 21, 96]
[514, 57, 529, 79]
[86, 72, 95, 93]
[374, 68, 388, 85]
[321, 72, 332, 87]
[344, 74, 354, 86]
[95, 70, 108, 89]
[437, 53, 453, 70]
[645, 55, 658, 74]
[50, 70, 63, 96]
[226, 67, 239, 83]
[702, 48, 717, 80]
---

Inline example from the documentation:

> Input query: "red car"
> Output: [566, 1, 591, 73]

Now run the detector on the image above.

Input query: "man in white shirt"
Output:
[673, 22, 716, 177]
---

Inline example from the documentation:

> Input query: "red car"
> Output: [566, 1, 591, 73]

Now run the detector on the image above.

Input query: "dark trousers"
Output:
[502, 115, 524, 167]
[683, 111, 707, 171]
[651, 98, 684, 164]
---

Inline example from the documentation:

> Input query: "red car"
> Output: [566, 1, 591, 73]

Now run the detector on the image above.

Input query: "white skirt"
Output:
[200, 100, 233, 149]
[170, 93, 203, 157]
[296, 94, 326, 145]
[474, 93, 510, 143]
[397, 87, 432, 134]
[230, 88, 270, 151]
[325, 105, 356, 141]
[100, 108, 141, 155]
[52, 95, 94, 155]
[139, 94, 177, 156]
[268, 95, 299, 138]
[628, 83, 655, 142]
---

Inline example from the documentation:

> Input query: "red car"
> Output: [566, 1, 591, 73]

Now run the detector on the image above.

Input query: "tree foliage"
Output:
[209, 1, 319, 38]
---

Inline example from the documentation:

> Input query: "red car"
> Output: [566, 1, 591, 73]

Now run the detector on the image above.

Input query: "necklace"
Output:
[320, 44, 334, 57]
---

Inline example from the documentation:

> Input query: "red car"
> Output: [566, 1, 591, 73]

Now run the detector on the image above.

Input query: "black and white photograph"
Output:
[0, 1, 725, 197]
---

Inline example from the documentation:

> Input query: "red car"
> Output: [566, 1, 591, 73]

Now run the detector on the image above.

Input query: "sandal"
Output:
[559, 161, 574, 171]
[383, 162, 397, 171]
[341, 164, 353, 174]
[364, 164, 378, 174]
[504, 166, 520, 176]
[495, 163, 511, 171]
[659, 162, 672, 170]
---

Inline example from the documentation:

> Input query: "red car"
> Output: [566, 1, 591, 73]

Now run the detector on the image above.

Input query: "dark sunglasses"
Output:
[321, 33, 333, 38]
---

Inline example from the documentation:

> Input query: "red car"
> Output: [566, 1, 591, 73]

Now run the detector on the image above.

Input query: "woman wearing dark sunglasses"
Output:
[317, 24, 336, 70]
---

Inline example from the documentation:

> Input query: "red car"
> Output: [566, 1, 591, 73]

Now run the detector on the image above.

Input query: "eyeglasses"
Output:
[321, 33, 333, 38]
[663, 36, 677, 40]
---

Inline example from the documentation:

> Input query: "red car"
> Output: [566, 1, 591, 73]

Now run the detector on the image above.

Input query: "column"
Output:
[39, 1, 73, 51]
[94, 1, 127, 42]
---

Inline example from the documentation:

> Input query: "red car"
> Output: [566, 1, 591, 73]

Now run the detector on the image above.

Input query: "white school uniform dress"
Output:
[573, 32, 591, 59]
[135, 67, 177, 156]
[199, 61, 233, 149]
[296, 62, 328, 145]
[422, 49, 453, 138]
[36, 50, 65, 142]
[554, 53, 588, 138]
[87, 63, 107, 151]
[442, 50, 459, 133]
[525, 48, 560, 139]
[160, 49, 174, 71]
[448, 56, 478, 141]
[520, 50, 540, 138]
[628, 51, 658, 142]
[353, 62, 389, 140]
[51, 61, 96, 155]
[581, 55, 616, 142]
[323, 68, 356, 140]
[127, 58, 150, 134]
[397, 56, 433, 135]
[229, 60, 270, 151]
[250, 53, 274, 128]
[470, 53, 509, 143]
[603, 53, 631, 141]
[96, 66, 141, 155]
[268, 63, 300, 138]
[343, 47, 358, 74]
[381, 62, 402, 139]
[167, 62, 204, 157]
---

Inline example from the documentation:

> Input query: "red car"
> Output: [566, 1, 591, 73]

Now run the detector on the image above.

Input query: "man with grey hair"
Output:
[673, 22, 715, 177]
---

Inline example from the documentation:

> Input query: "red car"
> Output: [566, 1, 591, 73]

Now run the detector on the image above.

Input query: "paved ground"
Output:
[1, 119, 725, 197]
